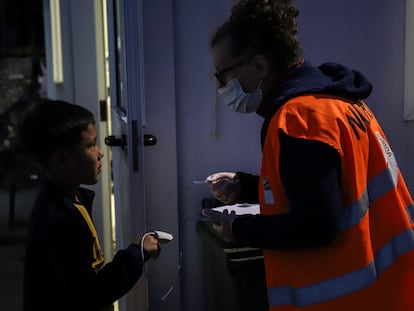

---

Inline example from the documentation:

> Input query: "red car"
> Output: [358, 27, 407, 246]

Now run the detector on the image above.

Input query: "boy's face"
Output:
[66, 123, 103, 185]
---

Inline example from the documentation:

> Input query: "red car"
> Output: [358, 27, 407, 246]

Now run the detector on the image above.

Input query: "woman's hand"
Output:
[206, 172, 240, 205]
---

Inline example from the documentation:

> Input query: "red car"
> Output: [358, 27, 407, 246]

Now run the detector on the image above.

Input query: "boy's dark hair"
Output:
[211, 0, 303, 71]
[18, 99, 96, 167]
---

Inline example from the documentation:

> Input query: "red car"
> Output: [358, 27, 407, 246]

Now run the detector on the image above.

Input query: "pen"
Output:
[191, 180, 208, 184]
[192, 177, 239, 184]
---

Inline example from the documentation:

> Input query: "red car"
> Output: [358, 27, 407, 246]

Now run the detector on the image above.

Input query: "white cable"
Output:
[140, 232, 154, 277]
[146, 217, 203, 303]
[159, 217, 201, 302]
[160, 250, 182, 302]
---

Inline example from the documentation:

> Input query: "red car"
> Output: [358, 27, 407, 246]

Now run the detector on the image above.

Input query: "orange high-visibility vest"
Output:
[259, 94, 414, 311]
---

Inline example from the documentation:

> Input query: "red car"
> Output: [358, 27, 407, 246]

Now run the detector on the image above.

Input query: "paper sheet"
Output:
[211, 203, 260, 215]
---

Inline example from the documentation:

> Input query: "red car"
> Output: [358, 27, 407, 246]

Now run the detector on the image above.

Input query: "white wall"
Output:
[174, 1, 262, 310]
[174, 0, 413, 310]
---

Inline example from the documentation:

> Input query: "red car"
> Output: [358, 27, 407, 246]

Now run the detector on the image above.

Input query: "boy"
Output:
[19, 99, 160, 310]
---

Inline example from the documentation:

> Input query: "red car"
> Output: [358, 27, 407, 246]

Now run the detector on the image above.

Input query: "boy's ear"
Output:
[49, 150, 71, 168]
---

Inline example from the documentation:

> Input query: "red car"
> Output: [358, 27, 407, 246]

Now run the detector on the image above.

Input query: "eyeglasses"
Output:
[214, 59, 250, 86]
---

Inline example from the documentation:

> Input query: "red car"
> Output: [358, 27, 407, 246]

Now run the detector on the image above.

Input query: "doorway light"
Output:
[50, 0, 63, 84]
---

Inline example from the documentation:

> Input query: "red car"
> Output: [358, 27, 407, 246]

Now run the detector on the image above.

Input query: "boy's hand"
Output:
[142, 234, 160, 260]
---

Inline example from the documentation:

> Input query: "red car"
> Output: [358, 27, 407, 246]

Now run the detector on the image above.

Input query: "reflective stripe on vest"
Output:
[268, 229, 414, 307]
[267, 164, 414, 307]
[341, 166, 413, 231]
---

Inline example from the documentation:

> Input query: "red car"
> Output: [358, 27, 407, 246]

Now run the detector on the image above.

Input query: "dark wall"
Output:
[0, 0, 44, 56]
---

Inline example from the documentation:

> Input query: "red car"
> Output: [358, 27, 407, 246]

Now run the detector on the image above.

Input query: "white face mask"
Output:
[217, 78, 263, 113]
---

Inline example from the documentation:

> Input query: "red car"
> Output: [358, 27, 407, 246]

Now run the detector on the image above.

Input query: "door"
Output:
[105, 1, 149, 310]
[105, 1, 180, 310]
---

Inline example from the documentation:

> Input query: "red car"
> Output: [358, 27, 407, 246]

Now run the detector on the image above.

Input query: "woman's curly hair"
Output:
[211, 0, 303, 70]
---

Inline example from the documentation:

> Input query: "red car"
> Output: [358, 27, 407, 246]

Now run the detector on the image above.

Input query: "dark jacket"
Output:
[23, 180, 145, 311]
[233, 61, 374, 248]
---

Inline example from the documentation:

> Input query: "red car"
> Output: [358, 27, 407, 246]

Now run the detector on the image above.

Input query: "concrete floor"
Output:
[0, 184, 38, 311]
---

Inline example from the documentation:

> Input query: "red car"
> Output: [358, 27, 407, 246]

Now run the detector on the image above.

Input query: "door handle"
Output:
[105, 134, 156, 149]
[105, 135, 127, 149]
[144, 134, 157, 146]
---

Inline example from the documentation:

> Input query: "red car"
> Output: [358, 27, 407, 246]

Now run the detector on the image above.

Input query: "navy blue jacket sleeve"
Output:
[232, 132, 342, 249]
[236, 171, 260, 203]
